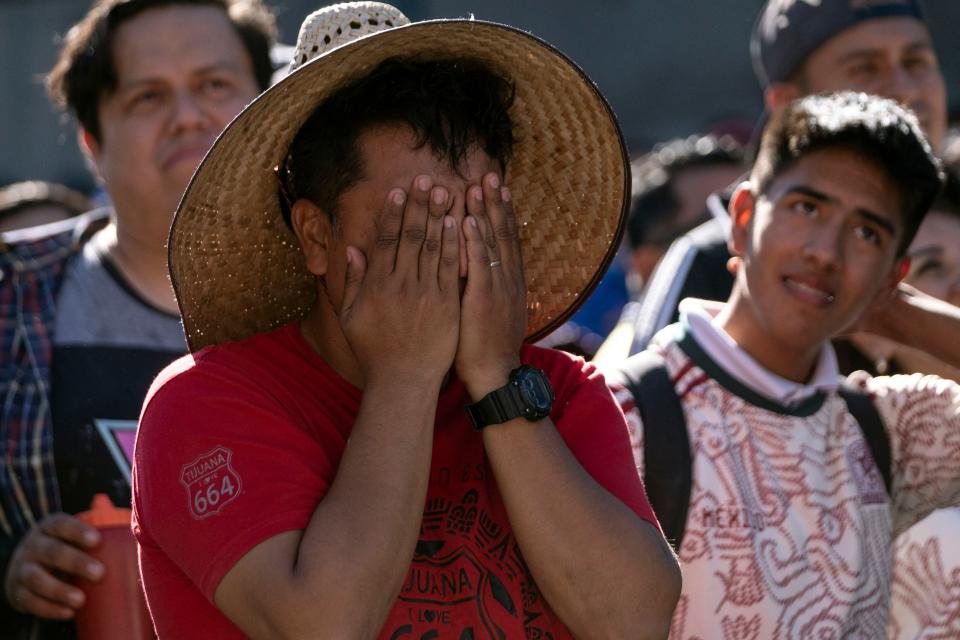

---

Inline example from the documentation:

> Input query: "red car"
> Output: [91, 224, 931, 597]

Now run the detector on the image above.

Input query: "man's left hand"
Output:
[455, 172, 527, 399]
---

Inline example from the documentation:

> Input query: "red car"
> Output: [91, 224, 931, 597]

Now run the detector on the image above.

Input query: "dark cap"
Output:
[751, 0, 927, 88]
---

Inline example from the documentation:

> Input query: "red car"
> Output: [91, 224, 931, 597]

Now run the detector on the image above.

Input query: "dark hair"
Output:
[626, 134, 744, 250]
[47, 0, 277, 142]
[278, 56, 515, 229]
[752, 91, 943, 255]
[0, 181, 91, 219]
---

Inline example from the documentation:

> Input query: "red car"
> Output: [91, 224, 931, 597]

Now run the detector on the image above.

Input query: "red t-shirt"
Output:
[132, 322, 657, 639]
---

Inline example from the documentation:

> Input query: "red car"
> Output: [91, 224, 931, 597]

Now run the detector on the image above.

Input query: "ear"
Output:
[728, 182, 756, 257]
[78, 129, 105, 182]
[882, 256, 910, 296]
[290, 198, 334, 277]
[764, 82, 802, 111]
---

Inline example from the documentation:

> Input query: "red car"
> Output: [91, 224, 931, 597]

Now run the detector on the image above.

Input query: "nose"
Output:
[168, 90, 211, 133]
[881, 65, 922, 114]
[801, 225, 842, 272]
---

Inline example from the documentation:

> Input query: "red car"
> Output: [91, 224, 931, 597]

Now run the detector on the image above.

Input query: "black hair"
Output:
[626, 134, 745, 249]
[47, 0, 277, 142]
[278, 56, 515, 229]
[752, 91, 944, 255]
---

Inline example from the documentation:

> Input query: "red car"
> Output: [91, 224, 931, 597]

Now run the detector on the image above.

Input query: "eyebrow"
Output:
[116, 62, 246, 91]
[908, 245, 944, 259]
[785, 185, 898, 236]
[834, 40, 935, 66]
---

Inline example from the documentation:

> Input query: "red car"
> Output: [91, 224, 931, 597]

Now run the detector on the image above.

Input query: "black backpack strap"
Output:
[838, 382, 892, 496]
[614, 351, 692, 552]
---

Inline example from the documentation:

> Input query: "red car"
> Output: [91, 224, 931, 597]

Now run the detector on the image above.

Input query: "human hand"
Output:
[339, 175, 461, 387]
[4, 513, 104, 620]
[455, 173, 527, 399]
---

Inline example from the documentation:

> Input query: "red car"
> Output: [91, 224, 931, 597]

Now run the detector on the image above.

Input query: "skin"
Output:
[212, 125, 680, 639]
[766, 17, 947, 151]
[3, 4, 260, 622]
[81, 4, 260, 314]
[717, 147, 907, 383]
[854, 210, 960, 380]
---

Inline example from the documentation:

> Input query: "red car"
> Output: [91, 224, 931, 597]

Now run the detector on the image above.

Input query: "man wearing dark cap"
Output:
[616, 0, 945, 357]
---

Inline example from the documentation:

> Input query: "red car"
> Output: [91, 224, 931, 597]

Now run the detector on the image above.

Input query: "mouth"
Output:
[161, 145, 212, 172]
[782, 275, 835, 307]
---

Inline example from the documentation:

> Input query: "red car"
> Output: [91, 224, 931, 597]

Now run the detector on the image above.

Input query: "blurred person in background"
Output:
[884, 139, 960, 640]
[0, 181, 91, 233]
[623, 0, 947, 357]
[0, 1, 274, 637]
[594, 134, 745, 367]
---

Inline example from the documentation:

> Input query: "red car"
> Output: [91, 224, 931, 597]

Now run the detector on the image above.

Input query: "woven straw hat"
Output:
[170, 2, 628, 352]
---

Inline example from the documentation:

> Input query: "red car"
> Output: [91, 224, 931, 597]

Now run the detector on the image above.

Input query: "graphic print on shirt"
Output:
[385, 481, 557, 640]
[93, 419, 138, 482]
[179, 446, 242, 519]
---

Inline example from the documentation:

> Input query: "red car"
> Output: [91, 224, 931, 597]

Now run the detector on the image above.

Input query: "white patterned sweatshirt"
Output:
[612, 300, 960, 640]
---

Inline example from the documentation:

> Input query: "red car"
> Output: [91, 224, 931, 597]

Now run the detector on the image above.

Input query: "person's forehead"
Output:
[110, 4, 251, 85]
[810, 15, 934, 61]
[356, 124, 498, 185]
[767, 148, 899, 215]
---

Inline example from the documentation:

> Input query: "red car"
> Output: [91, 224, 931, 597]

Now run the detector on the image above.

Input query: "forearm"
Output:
[220, 379, 440, 639]
[875, 287, 960, 369]
[482, 419, 680, 640]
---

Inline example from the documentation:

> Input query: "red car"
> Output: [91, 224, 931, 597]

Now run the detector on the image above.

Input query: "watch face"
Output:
[517, 367, 554, 413]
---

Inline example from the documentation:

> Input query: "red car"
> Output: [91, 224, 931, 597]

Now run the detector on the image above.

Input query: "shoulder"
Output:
[846, 370, 960, 428]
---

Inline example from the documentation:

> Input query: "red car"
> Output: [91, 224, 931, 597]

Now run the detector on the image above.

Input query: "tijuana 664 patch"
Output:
[179, 446, 242, 520]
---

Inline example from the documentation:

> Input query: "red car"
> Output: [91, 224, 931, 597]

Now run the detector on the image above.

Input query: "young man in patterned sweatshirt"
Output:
[610, 91, 960, 638]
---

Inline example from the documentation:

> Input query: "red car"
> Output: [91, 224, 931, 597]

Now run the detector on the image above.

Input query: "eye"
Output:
[201, 77, 232, 95]
[854, 224, 882, 246]
[912, 257, 944, 277]
[130, 89, 162, 108]
[791, 199, 819, 217]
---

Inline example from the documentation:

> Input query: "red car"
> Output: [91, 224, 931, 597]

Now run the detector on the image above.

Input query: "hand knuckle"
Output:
[402, 227, 426, 243]
[376, 233, 399, 249]
[422, 238, 441, 253]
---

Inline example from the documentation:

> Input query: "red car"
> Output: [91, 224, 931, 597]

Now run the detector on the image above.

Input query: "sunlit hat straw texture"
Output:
[169, 1, 629, 352]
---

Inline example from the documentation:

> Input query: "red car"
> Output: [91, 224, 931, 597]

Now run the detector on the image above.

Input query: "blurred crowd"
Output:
[2, 1, 960, 639]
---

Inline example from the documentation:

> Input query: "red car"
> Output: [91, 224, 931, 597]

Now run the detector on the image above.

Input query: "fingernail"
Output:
[432, 188, 447, 205]
[473, 187, 483, 202]
[500, 187, 511, 202]
[416, 176, 431, 191]
[69, 591, 85, 607]
[443, 216, 454, 228]
[488, 174, 500, 189]
[391, 189, 405, 205]
[87, 561, 104, 579]
[468, 217, 478, 229]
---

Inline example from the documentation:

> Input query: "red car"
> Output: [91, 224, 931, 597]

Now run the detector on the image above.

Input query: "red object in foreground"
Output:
[75, 493, 156, 640]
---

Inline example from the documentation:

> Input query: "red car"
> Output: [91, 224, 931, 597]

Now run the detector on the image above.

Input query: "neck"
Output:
[102, 216, 178, 314]
[715, 287, 822, 384]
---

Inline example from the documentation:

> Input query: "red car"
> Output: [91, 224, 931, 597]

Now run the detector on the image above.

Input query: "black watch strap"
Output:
[466, 385, 521, 430]
[465, 366, 553, 430]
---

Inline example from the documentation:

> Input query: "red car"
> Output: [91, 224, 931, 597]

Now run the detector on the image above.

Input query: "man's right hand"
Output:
[4, 513, 104, 620]
[339, 175, 461, 386]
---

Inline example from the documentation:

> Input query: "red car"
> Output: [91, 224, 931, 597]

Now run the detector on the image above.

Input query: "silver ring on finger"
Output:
[489, 260, 502, 268]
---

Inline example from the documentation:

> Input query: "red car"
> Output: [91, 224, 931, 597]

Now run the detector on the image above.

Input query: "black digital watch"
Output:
[465, 365, 555, 430]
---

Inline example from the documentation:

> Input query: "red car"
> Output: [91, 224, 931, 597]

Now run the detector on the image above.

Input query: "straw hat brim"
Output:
[169, 19, 628, 352]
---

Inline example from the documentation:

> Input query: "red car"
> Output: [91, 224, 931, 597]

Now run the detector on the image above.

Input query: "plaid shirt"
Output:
[0, 210, 109, 633]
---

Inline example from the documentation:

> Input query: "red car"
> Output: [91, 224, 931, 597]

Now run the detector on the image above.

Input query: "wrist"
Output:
[461, 359, 521, 401]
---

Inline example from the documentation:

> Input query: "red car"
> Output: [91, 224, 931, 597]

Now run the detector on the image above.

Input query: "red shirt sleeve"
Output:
[527, 346, 659, 529]
[132, 353, 339, 602]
